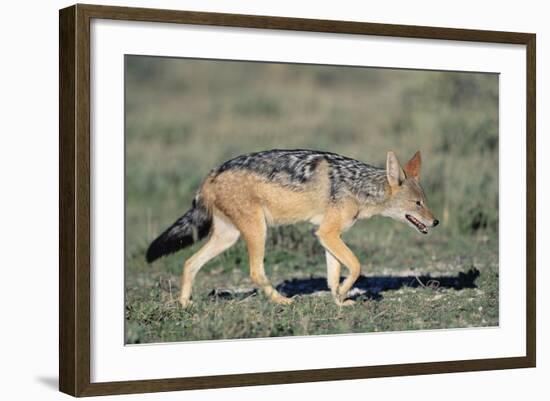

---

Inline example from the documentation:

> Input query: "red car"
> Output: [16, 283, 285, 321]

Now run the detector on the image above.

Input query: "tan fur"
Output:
[201, 160, 332, 226]
[179, 214, 240, 306]
[315, 200, 362, 305]
[178, 151, 437, 307]
[325, 251, 341, 296]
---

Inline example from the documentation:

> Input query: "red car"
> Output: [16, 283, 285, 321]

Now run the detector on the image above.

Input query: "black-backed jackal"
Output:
[146, 150, 439, 306]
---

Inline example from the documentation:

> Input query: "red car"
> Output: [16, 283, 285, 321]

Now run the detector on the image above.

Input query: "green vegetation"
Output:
[125, 56, 499, 344]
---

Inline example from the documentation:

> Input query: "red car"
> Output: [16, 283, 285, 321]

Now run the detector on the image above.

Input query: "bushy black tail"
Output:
[145, 198, 212, 263]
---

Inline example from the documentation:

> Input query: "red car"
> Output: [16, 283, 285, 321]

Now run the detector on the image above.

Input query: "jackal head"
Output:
[382, 151, 439, 234]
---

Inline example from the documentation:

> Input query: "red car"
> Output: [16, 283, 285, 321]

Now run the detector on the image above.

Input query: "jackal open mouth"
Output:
[406, 214, 428, 234]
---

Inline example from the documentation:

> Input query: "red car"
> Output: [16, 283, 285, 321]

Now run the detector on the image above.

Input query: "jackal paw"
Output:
[333, 294, 356, 306]
[271, 293, 293, 305]
[179, 298, 194, 309]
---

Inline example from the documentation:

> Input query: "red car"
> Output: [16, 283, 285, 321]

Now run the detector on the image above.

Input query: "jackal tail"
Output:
[145, 197, 212, 263]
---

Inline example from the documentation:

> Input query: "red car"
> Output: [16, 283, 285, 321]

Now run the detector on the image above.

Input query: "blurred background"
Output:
[125, 56, 499, 343]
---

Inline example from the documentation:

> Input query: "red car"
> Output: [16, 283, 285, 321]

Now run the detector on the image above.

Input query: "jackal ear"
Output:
[403, 151, 421, 181]
[386, 151, 405, 187]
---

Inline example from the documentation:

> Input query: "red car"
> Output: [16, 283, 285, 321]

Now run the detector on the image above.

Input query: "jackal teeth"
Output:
[405, 214, 428, 234]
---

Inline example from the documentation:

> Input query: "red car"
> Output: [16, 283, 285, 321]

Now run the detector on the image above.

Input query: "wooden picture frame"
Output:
[59, 3, 536, 397]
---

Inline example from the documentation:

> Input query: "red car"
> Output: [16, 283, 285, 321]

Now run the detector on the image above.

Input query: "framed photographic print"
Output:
[59, 4, 536, 397]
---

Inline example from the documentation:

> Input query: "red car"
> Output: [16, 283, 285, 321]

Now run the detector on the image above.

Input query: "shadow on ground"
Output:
[209, 267, 480, 302]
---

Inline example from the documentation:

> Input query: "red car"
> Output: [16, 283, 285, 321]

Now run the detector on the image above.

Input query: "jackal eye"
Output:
[415, 200, 422, 207]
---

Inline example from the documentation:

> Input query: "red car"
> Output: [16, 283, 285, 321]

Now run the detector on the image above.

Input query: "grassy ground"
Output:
[124, 56, 499, 344]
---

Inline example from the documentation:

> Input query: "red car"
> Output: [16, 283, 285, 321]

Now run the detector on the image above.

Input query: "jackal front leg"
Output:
[325, 250, 341, 298]
[318, 231, 360, 306]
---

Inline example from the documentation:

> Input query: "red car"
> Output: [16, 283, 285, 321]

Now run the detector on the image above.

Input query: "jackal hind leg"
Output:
[318, 230, 360, 306]
[238, 209, 292, 305]
[179, 215, 240, 307]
